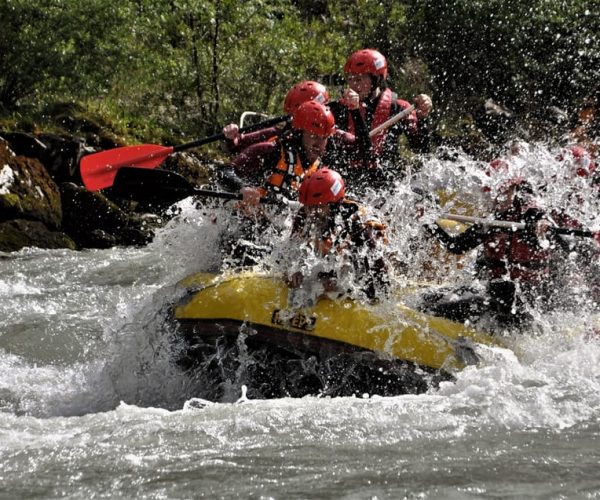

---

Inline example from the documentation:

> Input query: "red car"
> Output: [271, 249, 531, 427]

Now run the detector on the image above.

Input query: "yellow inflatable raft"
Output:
[171, 272, 506, 399]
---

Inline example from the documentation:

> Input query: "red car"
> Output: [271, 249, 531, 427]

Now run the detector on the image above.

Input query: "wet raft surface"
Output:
[176, 319, 451, 399]
[171, 272, 498, 400]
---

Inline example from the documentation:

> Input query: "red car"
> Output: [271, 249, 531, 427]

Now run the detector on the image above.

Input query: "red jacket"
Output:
[432, 207, 552, 285]
[222, 133, 321, 198]
[330, 89, 430, 167]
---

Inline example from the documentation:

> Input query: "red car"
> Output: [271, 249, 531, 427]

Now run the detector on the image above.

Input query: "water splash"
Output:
[0, 143, 598, 418]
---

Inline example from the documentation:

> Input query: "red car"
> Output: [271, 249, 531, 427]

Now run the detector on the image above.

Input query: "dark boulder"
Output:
[37, 132, 89, 182]
[0, 131, 93, 183]
[60, 182, 153, 248]
[0, 219, 75, 252]
[0, 131, 48, 159]
[0, 137, 62, 229]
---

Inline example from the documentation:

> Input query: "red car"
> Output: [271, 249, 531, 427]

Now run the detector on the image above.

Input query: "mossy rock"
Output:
[97, 129, 127, 149]
[0, 219, 76, 252]
[163, 152, 213, 187]
[47, 102, 105, 134]
[60, 182, 153, 248]
[0, 138, 62, 228]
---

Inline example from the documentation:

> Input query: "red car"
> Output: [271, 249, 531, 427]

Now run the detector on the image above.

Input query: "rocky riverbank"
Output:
[0, 123, 212, 253]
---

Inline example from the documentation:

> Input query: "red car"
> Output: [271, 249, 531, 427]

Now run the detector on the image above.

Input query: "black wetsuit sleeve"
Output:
[519, 208, 547, 243]
[427, 223, 487, 254]
[218, 142, 279, 191]
[218, 165, 245, 191]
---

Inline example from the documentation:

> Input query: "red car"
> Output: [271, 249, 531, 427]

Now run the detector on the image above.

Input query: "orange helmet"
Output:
[299, 168, 345, 206]
[344, 49, 388, 79]
[283, 81, 329, 114]
[292, 101, 335, 137]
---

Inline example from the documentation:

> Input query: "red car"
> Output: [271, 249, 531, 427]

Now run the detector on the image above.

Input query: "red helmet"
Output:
[558, 146, 596, 177]
[299, 168, 345, 206]
[344, 49, 388, 79]
[283, 81, 330, 114]
[292, 101, 335, 137]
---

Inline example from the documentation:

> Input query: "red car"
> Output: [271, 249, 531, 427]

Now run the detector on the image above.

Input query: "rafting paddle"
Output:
[82, 96, 418, 193]
[440, 213, 600, 243]
[80, 114, 290, 192]
[369, 104, 416, 137]
[111, 167, 296, 208]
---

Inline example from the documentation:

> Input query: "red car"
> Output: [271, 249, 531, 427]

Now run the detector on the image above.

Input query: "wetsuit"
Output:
[423, 207, 551, 326]
[218, 131, 323, 267]
[290, 200, 389, 300]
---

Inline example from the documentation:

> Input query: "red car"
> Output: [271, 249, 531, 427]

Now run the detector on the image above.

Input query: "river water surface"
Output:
[1, 148, 600, 498]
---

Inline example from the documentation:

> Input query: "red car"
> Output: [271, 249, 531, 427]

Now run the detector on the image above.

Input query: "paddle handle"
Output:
[369, 105, 416, 137]
[192, 188, 300, 208]
[173, 115, 290, 153]
[441, 213, 596, 238]
[441, 213, 525, 230]
[194, 189, 242, 201]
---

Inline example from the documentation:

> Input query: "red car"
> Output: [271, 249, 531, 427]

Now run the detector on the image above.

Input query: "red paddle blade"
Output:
[80, 144, 174, 191]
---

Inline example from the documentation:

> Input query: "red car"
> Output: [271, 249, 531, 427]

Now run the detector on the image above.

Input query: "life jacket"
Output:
[263, 141, 320, 197]
[481, 209, 551, 283]
[294, 200, 388, 257]
[347, 88, 396, 157]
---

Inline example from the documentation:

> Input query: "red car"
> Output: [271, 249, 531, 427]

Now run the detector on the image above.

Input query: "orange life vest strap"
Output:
[266, 146, 320, 194]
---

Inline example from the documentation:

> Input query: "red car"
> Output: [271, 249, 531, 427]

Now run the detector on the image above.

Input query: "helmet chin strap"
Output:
[368, 76, 383, 100]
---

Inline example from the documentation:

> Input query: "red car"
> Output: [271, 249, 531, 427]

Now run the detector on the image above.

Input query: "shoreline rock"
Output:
[0, 137, 62, 229]
[0, 219, 76, 252]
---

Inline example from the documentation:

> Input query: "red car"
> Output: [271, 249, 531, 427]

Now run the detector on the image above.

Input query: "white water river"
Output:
[1, 146, 599, 498]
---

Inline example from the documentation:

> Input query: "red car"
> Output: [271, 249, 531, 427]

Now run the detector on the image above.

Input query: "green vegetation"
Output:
[1, 0, 597, 143]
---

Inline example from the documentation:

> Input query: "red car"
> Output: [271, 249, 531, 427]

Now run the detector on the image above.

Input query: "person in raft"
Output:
[328, 48, 433, 186]
[217, 100, 336, 266]
[422, 178, 559, 327]
[220, 100, 336, 205]
[221, 80, 371, 171]
[281, 168, 390, 305]
[221, 80, 330, 154]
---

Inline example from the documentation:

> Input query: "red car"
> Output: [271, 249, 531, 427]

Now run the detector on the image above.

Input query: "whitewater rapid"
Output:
[1, 144, 599, 497]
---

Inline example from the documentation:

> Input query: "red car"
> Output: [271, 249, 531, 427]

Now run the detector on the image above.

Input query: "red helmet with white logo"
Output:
[283, 81, 330, 114]
[292, 101, 335, 137]
[299, 168, 345, 206]
[344, 49, 388, 79]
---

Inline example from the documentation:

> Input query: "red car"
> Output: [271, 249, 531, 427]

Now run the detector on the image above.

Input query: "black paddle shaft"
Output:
[111, 167, 285, 206]
[552, 227, 595, 238]
[172, 115, 289, 153]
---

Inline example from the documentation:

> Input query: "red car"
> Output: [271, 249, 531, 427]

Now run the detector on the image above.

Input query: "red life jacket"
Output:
[482, 210, 551, 283]
[347, 88, 395, 157]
